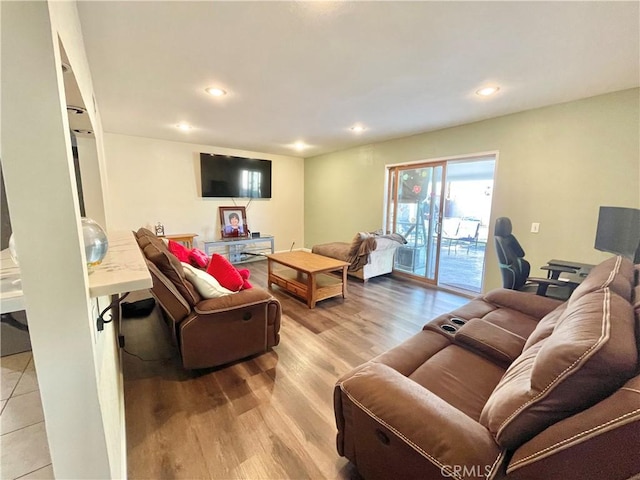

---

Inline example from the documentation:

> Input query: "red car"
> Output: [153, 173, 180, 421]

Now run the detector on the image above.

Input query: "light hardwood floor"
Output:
[122, 260, 469, 479]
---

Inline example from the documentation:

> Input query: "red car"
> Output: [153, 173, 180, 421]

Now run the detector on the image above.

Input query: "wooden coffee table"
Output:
[267, 251, 349, 308]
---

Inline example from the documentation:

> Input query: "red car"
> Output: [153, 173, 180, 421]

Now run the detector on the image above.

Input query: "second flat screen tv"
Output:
[200, 153, 272, 198]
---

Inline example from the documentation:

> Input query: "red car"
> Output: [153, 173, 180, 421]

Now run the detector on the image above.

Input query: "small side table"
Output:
[160, 233, 198, 249]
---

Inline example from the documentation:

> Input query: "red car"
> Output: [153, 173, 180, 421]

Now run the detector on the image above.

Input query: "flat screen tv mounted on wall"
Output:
[594, 206, 640, 262]
[200, 153, 272, 198]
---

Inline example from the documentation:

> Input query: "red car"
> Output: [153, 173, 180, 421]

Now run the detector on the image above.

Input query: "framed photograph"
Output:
[219, 206, 249, 238]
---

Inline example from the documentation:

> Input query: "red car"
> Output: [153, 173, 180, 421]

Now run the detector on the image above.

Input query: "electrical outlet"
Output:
[531, 222, 540, 233]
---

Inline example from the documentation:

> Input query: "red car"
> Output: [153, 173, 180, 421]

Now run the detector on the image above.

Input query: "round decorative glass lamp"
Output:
[82, 217, 109, 266]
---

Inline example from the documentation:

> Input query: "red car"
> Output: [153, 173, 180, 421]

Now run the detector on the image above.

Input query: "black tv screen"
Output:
[200, 153, 272, 198]
[594, 206, 640, 261]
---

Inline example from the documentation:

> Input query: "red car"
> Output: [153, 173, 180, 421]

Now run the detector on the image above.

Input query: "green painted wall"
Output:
[305, 88, 640, 292]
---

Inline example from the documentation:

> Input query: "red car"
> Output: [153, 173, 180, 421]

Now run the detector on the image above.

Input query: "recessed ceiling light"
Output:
[176, 123, 192, 131]
[73, 129, 93, 136]
[293, 141, 309, 151]
[476, 86, 500, 96]
[67, 105, 87, 115]
[350, 125, 366, 133]
[205, 87, 227, 97]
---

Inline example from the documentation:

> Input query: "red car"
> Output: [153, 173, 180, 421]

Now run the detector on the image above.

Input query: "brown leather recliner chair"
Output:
[135, 228, 281, 369]
[335, 256, 640, 479]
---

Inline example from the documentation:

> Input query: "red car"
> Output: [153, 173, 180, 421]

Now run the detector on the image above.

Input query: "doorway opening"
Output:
[386, 154, 496, 293]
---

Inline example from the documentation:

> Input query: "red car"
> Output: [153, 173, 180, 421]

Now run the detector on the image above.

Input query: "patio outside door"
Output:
[387, 156, 496, 292]
[387, 163, 445, 284]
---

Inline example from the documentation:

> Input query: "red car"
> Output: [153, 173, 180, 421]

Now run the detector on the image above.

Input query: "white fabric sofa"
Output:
[312, 232, 406, 281]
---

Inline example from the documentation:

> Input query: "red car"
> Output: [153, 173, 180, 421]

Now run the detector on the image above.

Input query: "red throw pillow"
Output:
[167, 240, 191, 263]
[236, 268, 253, 290]
[189, 248, 209, 268]
[206, 254, 244, 292]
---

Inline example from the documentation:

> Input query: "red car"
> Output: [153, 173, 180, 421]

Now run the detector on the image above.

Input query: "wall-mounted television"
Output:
[594, 206, 640, 262]
[200, 153, 272, 198]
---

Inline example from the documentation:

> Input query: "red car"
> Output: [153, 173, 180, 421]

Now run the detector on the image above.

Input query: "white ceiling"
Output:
[77, 1, 639, 158]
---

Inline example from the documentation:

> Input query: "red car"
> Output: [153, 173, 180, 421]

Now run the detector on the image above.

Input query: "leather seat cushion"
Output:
[408, 344, 505, 421]
[367, 330, 505, 421]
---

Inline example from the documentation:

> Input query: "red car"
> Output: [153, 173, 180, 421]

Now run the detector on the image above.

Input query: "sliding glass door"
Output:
[387, 156, 496, 292]
[387, 162, 445, 284]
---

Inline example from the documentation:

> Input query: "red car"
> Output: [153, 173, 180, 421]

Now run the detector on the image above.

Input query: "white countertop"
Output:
[0, 249, 24, 314]
[0, 231, 152, 314]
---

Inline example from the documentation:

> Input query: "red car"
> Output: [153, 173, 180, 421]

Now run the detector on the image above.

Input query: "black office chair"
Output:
[493, 217, 578, 299]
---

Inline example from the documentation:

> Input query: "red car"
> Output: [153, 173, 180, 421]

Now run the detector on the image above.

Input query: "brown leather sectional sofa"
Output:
[135, 228, 281, 369]
[335, 256, 640, 479]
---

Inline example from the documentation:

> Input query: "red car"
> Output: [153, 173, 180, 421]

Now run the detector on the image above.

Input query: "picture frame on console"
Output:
[219, 206, 248, 239]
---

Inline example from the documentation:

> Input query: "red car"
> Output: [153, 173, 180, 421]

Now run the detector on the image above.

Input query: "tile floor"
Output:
[1, 351, 53, 479]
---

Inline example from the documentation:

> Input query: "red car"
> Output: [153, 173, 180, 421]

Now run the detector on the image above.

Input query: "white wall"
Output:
[104, 133, 305, 252]
[2, 1, 120, 478]
[49, 1, 128, 476]
[77, 136, 107, 228]
[305, 89, 640, 292]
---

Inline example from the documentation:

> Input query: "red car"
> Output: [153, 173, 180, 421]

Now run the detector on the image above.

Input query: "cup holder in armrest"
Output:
[440, 324, 457, 333]
[450, 317, 466, 326]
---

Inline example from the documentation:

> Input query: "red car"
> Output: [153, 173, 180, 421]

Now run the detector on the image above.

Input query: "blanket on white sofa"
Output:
[312, 232, 406, 279]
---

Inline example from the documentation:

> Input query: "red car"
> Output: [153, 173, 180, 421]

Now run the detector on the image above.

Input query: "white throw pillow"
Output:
[181, 263, 236, 298]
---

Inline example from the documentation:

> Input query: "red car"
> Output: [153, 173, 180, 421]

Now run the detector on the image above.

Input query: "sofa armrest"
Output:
[311, 242, 351, 262]
[454, 318, 526, 367]
[335, 362, 504, 478]
[194, 288, 274, 314]
[507, 375, 640, 480]
[483, 288, 564, 320]
[374, 237, 403, 251]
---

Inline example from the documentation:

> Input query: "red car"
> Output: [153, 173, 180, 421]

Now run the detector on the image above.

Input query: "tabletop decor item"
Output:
[219, 206, 249, 239]
[82, 217, 109, 266]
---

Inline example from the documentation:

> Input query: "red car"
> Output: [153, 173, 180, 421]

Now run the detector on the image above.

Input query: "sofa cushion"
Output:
[181, 263, 235, 299]
[480, 281, 638, 449]
[522, 303, 567, 350]
[525, 256, 634, 350]
[188, 248, 210, 268]
[135, 227, 156, 239]
[168, 240, 191, 263]
[407, 343, 506, 421]
[135, 228, 166, 251]
[206, 254, 244, 292]
[569, 255, 634, 304]
[143, 243, 201, 306]
[236, 268, 253, 290]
